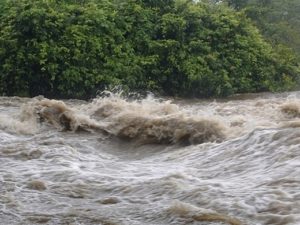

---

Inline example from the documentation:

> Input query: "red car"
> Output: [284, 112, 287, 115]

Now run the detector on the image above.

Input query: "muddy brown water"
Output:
[0, 92, 300, 225]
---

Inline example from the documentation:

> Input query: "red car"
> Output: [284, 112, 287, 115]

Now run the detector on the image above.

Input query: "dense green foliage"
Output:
[0, 0, 299, 98]
[221, 0, 300, 59]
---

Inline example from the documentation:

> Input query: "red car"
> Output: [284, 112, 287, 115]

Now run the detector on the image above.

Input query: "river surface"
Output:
[0, 92, 300, 225]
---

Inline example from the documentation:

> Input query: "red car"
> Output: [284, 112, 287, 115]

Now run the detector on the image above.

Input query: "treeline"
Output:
[0, 0, 299, 98]
[221, 0, 300, 59]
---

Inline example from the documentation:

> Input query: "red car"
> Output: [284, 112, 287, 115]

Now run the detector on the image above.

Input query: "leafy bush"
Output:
[0, 0, 298, 98]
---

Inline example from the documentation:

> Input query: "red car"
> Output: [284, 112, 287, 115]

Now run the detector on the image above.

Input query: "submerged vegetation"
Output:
[0, 0, 299, 98]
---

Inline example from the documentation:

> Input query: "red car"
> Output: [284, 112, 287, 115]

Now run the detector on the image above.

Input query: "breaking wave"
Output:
[7, 95, 226, 145]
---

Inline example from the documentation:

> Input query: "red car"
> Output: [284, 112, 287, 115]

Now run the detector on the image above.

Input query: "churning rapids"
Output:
[0, 92, 300, 225]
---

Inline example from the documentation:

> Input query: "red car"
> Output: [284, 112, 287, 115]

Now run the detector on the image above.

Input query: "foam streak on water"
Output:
[0, 92, 300, 225]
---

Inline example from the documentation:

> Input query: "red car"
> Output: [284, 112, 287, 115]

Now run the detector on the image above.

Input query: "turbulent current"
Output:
[0, 92, 300, 225]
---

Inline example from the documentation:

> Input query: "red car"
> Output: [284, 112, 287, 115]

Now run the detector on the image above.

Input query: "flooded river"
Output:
[0, 92, 299, 225]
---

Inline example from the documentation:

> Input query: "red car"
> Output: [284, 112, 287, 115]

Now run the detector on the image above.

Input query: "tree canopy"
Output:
[221, 0, 300, 59]
[0, 0, 299, 98]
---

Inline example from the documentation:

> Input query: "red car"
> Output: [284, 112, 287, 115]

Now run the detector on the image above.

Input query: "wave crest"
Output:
[30, 96, 226, 145]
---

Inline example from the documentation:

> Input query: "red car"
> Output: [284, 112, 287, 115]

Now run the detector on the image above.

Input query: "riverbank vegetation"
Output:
[220, 0, 300, 59]
[0, 0, 299, 98]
